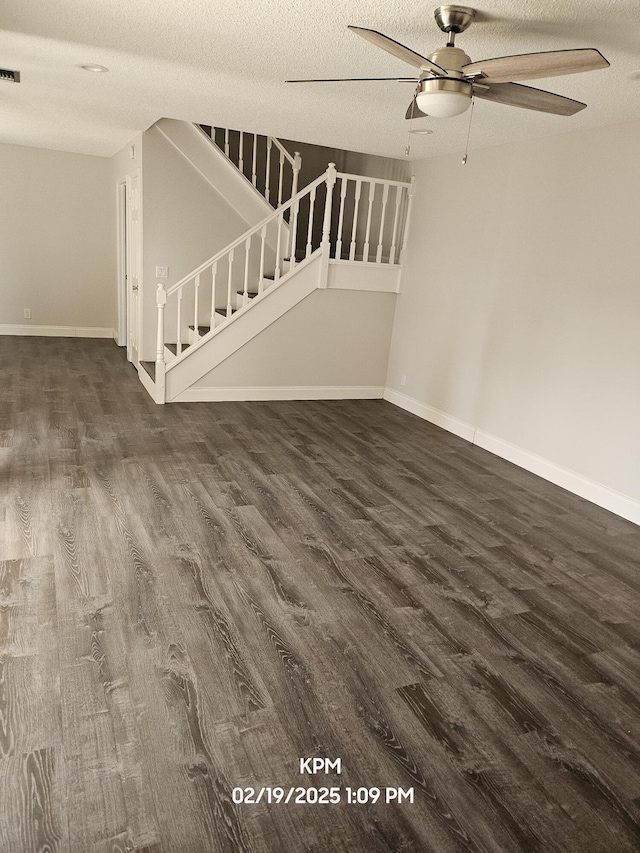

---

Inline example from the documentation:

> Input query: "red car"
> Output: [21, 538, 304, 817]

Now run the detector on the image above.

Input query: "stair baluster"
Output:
[389, 186, 403, 265]
[243, 237, 251, 305]
[306, 186, 317, 259]
[265, 139, 272, 204]
[376, 184, 390, 264]
[275, 210, 284, 281]
[193, 274, 200, 341]
[335, 178, 347, 260]
[252, 135, 258, 187]
[277, 150, 285, 207]
[349, 179, 362, 261]
[291, 152, 302, 204]
[289, 198, 300, 272]
[363, 182, 376, 262]
[210, 261, 218, 331]
[227, 249, 235, 317]
[258, 226, 267, 294]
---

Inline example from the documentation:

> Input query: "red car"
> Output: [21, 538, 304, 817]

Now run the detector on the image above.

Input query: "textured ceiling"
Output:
[1, 0, 639, 160]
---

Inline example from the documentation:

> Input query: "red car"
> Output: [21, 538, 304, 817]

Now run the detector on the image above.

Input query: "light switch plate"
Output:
[156, 266, 168, 278]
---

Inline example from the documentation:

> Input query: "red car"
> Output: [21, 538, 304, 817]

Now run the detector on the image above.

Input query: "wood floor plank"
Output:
[0, 555, 60, 759]
[1, 336, 639, 852]
[0, 747, 64, 852]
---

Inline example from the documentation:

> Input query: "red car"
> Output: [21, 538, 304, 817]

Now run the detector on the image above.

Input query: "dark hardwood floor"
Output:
[1, 336, 639, 853]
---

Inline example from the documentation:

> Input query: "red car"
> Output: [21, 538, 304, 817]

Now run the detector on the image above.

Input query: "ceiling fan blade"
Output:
[463, 48, 609, 83]
[405, 99, 428, 120]
[348, 26, 446, 75]
[473, 81, 586, 115]
[286, 77, 419, 83]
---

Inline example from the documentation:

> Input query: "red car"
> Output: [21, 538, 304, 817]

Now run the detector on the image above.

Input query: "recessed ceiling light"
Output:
[79, 64, 109, 73]
[409, 128, 434, 135]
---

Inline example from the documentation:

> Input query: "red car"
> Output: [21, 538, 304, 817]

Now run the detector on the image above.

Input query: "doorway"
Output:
[116, 170, 142, 365]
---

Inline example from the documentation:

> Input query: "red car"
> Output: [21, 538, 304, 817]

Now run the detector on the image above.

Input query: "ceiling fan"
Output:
[286, 5, 609, 120]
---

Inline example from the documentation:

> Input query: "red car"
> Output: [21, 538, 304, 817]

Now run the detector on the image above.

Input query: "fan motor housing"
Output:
[426, 46, 471, 74]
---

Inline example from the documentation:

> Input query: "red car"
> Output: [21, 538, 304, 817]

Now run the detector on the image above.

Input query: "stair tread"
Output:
[140, 361, 155, 381]
[165, 342, 191, 355]
[235, 290, 259, 297]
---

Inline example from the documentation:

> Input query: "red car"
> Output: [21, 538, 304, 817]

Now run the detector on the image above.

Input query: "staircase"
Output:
[138, 125, 415, 404]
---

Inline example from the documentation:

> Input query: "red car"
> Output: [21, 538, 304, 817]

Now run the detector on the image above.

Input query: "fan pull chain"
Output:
[462, 96, 476, 165]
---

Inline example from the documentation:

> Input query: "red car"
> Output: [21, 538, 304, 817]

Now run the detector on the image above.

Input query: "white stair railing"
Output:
[155, 165, 414, 393]
[201, 125, 302, 209]
[332, 173, 415, 264]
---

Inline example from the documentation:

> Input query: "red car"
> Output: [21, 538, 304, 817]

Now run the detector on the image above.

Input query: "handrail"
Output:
[166, 171, 329, 297]
[271, 136, 295, 167]
[336, 171, 412, 188]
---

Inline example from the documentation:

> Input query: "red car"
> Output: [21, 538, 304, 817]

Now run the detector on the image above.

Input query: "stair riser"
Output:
[187, 314, 226, 345]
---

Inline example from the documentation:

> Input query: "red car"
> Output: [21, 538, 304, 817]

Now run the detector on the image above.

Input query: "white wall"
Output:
[0, 143, 115, 334]
[194, 289, 396, 393]
[140, 125, 248, 360]
[387, 120, 640, 517]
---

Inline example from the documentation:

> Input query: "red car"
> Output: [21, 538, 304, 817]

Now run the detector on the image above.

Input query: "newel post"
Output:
[291, 151, 302, 199]
[319, 162, 337, 288]
[288, 152, 303, 260]
[155, 283, 167, 404]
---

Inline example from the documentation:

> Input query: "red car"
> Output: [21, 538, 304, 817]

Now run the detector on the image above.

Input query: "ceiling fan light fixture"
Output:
[415, 77, 472, 118]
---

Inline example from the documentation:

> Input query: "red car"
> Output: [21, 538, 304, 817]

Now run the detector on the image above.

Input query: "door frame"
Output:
[116, 179, 128, 349]
[126, 168, 143, 366]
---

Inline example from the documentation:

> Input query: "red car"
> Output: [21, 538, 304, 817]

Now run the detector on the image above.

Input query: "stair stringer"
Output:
[165, 252, 323, 402]
[155, 118, 289, 248]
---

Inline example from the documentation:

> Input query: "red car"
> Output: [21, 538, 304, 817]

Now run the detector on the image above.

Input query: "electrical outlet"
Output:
[23, 308, 31, 319]
[156, 265, 168, 278]
[400, 374, 406, 387]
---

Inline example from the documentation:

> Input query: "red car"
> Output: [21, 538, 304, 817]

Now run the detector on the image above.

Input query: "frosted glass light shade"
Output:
[416, 78, 472, 118]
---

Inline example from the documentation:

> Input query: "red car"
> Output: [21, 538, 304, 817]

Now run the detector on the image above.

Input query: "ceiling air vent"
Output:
[0, 69, 20, 83]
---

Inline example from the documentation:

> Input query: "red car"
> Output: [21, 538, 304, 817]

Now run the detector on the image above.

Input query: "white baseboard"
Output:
[384, 387, 640, 527]
[383, 388, 476, 442]
[174, 385, 385, 403]
[0, 324, 114, 339]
